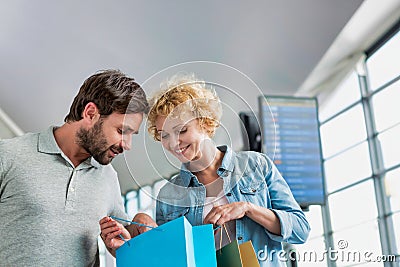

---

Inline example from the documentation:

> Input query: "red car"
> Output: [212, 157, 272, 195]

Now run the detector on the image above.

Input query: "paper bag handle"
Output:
[218, 223, 232, 250]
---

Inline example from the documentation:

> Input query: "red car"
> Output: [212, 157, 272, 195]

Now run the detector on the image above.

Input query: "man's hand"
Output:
[99, 216, 130, 251]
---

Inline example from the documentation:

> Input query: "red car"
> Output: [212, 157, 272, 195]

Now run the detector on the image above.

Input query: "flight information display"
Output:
[258, 96, 325, 207]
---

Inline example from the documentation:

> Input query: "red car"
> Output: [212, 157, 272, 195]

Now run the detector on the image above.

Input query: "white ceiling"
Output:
[1, 0, 398, 193]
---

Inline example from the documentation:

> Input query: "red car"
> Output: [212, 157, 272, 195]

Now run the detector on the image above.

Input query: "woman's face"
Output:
[155, 115, 210, 163]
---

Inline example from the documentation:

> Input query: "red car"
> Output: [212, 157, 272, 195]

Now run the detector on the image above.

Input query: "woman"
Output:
[146, 73, 310, 266]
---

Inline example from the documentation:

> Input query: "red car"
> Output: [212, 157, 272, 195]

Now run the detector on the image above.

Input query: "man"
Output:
[0, 70, 149, 266]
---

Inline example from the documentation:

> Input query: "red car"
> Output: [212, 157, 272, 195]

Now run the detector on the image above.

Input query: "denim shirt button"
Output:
[226, 193, 232, 196]
[238, 236, 243, 240]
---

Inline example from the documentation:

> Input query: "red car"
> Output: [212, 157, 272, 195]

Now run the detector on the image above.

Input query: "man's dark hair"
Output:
[64, 69, 149, 122]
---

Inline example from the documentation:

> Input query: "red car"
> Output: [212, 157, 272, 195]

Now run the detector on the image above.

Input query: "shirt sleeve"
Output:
[262, 155, 311, 244]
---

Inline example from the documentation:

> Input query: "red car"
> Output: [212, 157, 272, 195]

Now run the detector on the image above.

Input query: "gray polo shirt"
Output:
[0, 126, 130, 266]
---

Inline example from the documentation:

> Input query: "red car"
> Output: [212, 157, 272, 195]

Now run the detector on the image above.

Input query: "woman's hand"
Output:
[203, 202, 250, 226]
[99, 216, 130, 250]
[204, 201, 281, 235]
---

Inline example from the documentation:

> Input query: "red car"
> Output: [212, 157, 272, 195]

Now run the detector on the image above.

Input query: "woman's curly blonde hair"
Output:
[147, 73, 222, 141]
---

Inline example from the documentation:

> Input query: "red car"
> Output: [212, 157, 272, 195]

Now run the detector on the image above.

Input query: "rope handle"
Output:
[218, 223, 232, 250]
[110, 216, 163, 231]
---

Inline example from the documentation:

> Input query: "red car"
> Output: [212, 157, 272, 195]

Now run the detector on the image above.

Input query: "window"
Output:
[295, 205, 326, 266]
[391, 213, 400, 256]
[332, 220, 382, 266]
[378, 124, 400, 169]
[304, 205, 324, 238]
[138, 185, 155, 217]
[384, 168, 400, 213]
[372, 79, 400, 132]
[320, 104, 366, 159]
[329, 180, 377, 232]
[324, 141, 371, 192]
[319, 71, 361, 122]
[367, 31, 400, 91]
[125, 190, 138, 218]
[318, 26, 400, 267]
[153, 179, 168, 200]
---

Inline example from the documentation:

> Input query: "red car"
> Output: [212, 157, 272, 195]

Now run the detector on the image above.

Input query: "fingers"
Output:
[99, 216, 111, 225]
[204, 205, 228, 226]
[100, 217, 120, 235]
[99, 216, 128, 249]
[204, 202, 247, 226]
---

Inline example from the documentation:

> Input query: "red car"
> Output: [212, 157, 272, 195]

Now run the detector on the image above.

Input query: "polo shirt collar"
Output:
[38, 126, 62, 154]
[38, 126, 98, 169]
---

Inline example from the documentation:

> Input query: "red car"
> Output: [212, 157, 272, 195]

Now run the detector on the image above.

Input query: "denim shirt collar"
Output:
[178, 145, 235, 187]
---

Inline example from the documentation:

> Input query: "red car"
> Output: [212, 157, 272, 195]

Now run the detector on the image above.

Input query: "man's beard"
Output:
[76, 119, 120, 165]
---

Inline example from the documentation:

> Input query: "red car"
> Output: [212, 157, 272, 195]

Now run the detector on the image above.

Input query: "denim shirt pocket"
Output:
[238, 180, 268, 204]
[164, 207, 190, 221]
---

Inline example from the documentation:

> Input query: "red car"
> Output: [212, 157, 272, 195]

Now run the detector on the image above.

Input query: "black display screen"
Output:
[258, 95, 326, 207]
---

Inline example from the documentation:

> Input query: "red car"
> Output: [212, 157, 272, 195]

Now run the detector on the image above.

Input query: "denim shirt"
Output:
[156, 146, 310, 267]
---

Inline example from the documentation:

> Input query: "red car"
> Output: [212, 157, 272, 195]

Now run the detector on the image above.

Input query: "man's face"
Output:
[76, 112, 143, 165]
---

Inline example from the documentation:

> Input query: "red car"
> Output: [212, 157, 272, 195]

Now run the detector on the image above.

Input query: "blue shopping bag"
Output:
[116, 216, 217, 267]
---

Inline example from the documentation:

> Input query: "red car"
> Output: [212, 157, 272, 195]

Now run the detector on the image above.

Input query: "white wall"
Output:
[0, 107, 24, 139]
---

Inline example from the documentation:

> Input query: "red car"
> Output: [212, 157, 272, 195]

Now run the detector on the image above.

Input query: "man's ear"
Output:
[82, 102, 100, 124]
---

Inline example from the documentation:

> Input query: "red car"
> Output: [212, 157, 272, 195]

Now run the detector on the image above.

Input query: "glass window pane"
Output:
[367, 30, 400, 90]
[333, 220, 382, 267]
[372, 80, 400, 132]
[126, 198, 138, 218]
[153, 179, 167, 198]
[319, 71, 361, 122]
[139, 185, 154, 211]
[295, 237, 327, 266]
[304, 205, 324, 238]
[384, 167, 400, 213]
[125, 190, 137, 199]
[391, 212, 400, 256]
[378, 124, 400, 169]
[140, 208, 155, 219]
[320, 104, 367, 158]
[329, 179, 377, 231]
[324, 142, 372, 192]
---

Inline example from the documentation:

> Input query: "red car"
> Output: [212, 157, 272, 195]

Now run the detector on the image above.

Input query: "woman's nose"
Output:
[168, 134, 180, 150]
[122, 135, 132, 151]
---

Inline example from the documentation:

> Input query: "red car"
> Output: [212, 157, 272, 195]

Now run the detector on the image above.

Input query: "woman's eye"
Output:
[179, 128, 187, 134]
[161, 133, 169, 139]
